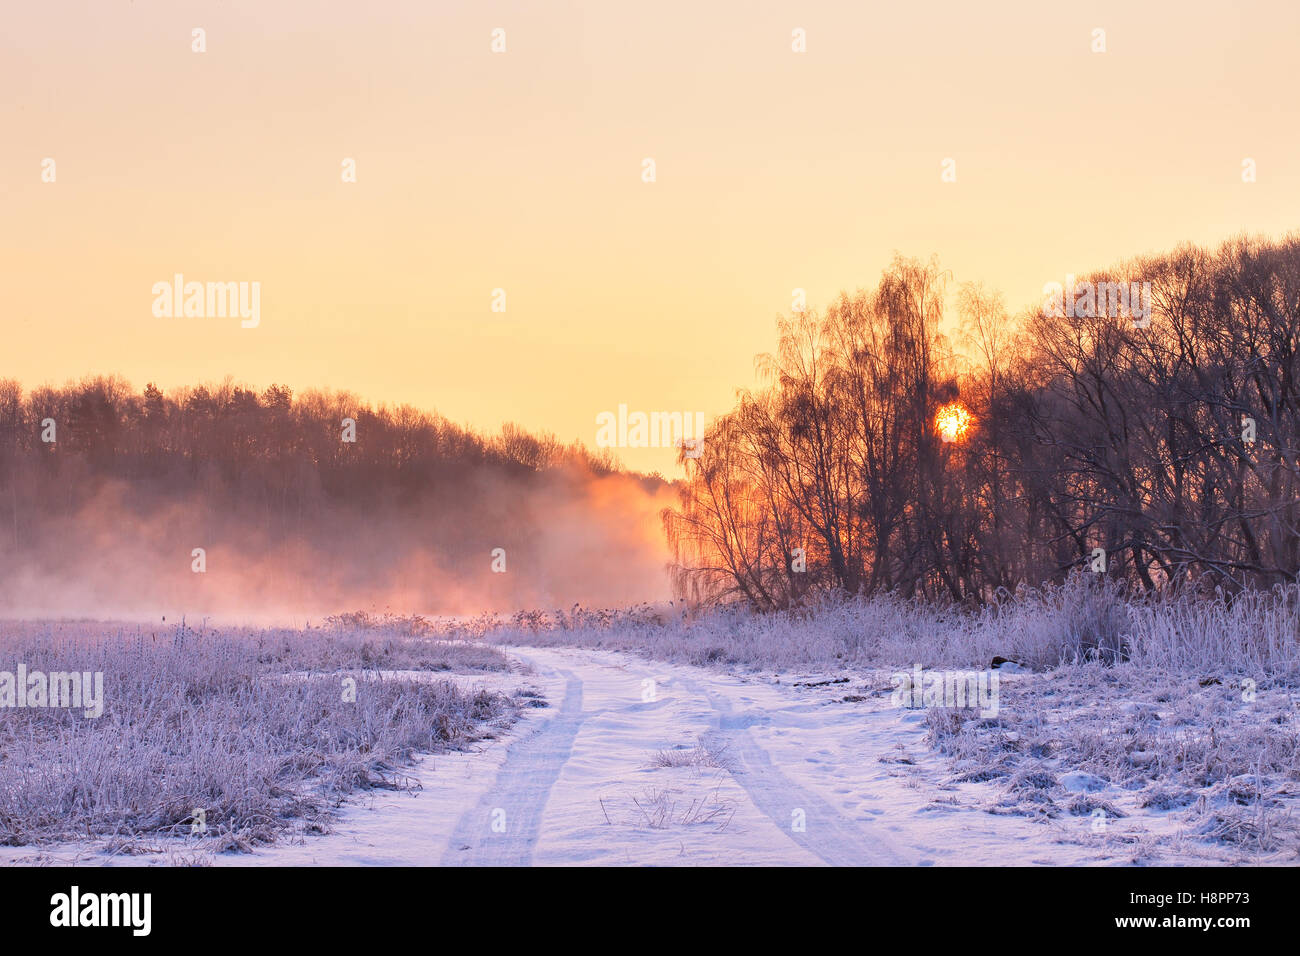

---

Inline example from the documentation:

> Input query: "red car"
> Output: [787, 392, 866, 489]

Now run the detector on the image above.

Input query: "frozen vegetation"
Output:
[488, 575, 1300, 861]
[0, 617, 520, 852]
[3, 576, 1298, 865]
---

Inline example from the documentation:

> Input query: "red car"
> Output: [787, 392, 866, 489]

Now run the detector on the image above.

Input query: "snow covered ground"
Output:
[6, 643, 1289, 866]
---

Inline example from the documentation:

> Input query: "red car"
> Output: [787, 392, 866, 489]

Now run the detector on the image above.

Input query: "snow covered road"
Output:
[205, 645, 1088, 867]
[1, 644, 1191, 866]
[436, 648, 917, 866]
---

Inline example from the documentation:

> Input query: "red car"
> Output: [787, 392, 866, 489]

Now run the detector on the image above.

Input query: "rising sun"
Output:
[935, 401, 973, 443]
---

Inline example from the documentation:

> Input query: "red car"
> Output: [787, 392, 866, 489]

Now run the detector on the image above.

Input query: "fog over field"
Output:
[0, 380, 676, 624]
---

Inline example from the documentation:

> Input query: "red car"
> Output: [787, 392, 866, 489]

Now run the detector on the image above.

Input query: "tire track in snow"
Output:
[440, 667, 584, 866]
[442, 649, 914, 866]
[682, 677, 914, 866]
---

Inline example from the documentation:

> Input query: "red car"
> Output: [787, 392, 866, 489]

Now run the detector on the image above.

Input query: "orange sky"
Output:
[4, 0, 1299, 473]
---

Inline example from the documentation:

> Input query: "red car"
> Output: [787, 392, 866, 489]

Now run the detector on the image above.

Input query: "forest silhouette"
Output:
[667, 233, 1300, 608]
[4, 232, 1299, 618]
[0, 379, 673, 620]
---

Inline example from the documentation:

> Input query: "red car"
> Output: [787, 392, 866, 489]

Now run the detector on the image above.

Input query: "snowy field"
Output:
[5, 637, 1296, 866]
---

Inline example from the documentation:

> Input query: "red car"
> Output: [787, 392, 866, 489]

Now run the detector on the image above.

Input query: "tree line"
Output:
[0, 377, 674, 617]
[665, 233, 1300, 608]
[0, 375, 629, 542]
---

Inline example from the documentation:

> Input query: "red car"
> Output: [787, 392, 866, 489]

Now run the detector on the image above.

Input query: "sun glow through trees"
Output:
[935, 402, 973, 444]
